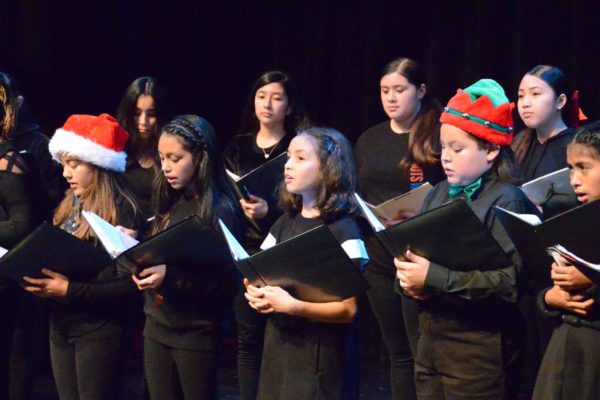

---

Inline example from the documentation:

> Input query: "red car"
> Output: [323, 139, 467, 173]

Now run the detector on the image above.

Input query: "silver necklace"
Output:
[260, 143, 278, 159]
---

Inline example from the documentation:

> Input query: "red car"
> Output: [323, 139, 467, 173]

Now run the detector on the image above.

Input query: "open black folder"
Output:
[0, 215, 232, 283]
[0, 222, 111, 282]
[116, 215, 232, 270]
[219, 219, 369, 303]
[493, 200, 600, 285]
[355, 193, 512, 272]
[226, 152, 286, 202]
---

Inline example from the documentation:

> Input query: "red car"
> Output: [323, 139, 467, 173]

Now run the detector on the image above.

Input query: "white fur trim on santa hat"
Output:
[49, 128, 127, 172]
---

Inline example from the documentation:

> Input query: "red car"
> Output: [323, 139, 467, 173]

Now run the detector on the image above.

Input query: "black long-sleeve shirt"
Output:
[417, 173, 540, 327]
[142, 195, 242, 351]
[50, 196, 140, 338]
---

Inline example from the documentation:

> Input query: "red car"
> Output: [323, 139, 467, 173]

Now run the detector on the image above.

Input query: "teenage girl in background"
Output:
[512, 65, 588, 396]
[513, 65, 586, 215]
[0, 72, 41, 400]
[533, 122, 600, 400]
[245, 127, 369, 400]
[395, 79, 539, 399]
[131, 115, 242, 400]
[223, 70, 309, 400]
[116, 76, 169, 228]
[23, 113, 141, 400]
[354, 57, 444, 399]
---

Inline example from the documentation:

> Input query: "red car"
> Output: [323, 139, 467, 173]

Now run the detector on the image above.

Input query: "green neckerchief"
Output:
[448, 177, 483, 200]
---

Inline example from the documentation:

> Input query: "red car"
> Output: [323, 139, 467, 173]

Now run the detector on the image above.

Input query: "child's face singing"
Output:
[567, 143, 600, 203]
[158, 133, 196, 190]
[284, 134, 321, 199]
[60, 156, 95, 196]
[440, 124, 498, 187]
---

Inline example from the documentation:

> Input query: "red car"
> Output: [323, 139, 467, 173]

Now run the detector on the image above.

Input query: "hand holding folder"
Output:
[355, 192, 512, 272]
[226, 152, 287, 203]
[493, 200, 600, 286]
[219, 219, 369, 303]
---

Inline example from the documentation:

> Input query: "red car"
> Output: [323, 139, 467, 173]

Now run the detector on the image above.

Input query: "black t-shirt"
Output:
[354, 120, 444, 274]
[125, 160, 157, 227]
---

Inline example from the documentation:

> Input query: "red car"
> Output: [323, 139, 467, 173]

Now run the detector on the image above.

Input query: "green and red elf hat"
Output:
[440, 79, 515, 146]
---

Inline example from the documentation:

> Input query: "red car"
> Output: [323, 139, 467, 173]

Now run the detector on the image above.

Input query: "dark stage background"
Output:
[2, 1, 600, 146]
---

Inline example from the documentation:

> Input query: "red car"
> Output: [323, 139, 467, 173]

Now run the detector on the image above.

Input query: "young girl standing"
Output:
[116, 76, 169, 227]
[532, 122, 600, 400]
[224, 70, 309, 400]
[395, 79, 539, 399]
[245, 127, 369, 400]
[354, 57, 444, 399]
[23, 113, 141, 400]
[131, 115, 242, 400]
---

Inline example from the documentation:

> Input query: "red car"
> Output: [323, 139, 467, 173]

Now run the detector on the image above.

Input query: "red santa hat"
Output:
[49, 113, 128, 172]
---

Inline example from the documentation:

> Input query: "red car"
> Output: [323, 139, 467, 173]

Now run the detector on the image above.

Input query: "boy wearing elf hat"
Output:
[23, 113, 141, 399]
[394, 79, 539, 399]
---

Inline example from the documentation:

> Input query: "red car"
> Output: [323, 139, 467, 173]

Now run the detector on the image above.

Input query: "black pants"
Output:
[363, 267, 418, 400]
[415, 312, 521, 400]
[50, 323, 122, 400]
[234, 288, 267, 400]
[144, 337, 218, 400]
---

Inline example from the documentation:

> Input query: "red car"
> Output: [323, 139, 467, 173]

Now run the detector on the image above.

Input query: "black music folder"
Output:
[226, 152, 286, 202]
[355, 193, 512, 272]
[493, 199, 600, 269]
[0, 222, 111, 282]
[219, 220, 369, 303]
[116, 215, 232, 270]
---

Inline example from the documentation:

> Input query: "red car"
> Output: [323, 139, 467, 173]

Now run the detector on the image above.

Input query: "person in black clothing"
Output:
[0, 72, 64, 217]
[130, 115, 242, 400]
[513, 65, 587, 215]
[117, 76, 170, 230]
[224, 70, 310, 400]
[511, 65, 587, 396]
[354, 57, 444, 400]
[395, 79, 538, 399]
[22, 113, 142, 400]
[244, 127, 369, 400]
[532, 123, 600, 400]
[0, 73, 43, 400]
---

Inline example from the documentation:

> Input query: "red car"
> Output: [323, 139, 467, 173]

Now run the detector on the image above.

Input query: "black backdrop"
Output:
[2, 1, 599, 145]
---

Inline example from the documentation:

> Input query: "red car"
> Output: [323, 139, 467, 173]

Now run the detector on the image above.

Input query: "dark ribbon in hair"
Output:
[570, 90, 588, 128]
[164, 117, 207, 151]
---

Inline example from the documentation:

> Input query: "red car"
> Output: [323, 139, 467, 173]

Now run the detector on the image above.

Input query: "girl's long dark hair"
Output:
[152, 115, 239, 231]
[239, 71, 310, 135]
[512, 65, 572, 163]
[381, 58, 441, 169]
[116, 77, 169, 166]
[278, 127, 358, 222]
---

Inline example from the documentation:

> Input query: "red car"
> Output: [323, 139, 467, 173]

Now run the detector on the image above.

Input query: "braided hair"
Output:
[152, 115, 238, 230]
[570, 121, 600, 160]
